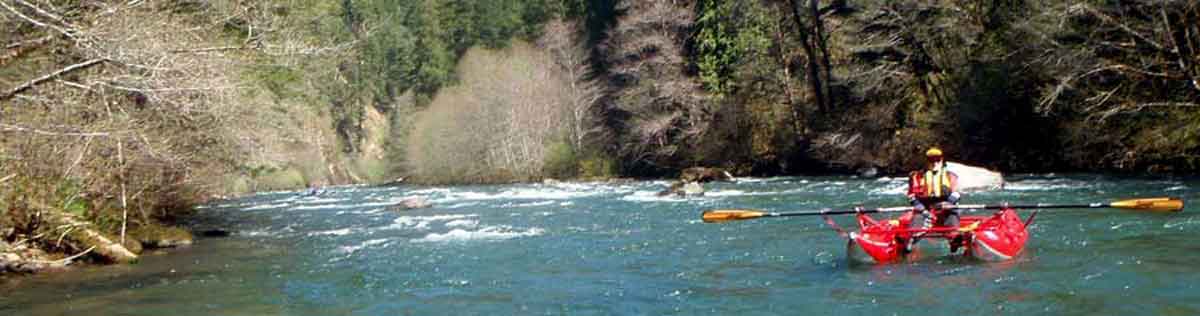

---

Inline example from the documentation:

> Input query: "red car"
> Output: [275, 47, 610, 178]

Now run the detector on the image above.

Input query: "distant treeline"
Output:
[338, 0, 1199, 182]
[1, 0, 1196, 264]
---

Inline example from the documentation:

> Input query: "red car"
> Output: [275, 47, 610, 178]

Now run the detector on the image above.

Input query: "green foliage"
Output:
[252, 65, 303, 101]
[694, 1, 771, 98]
[542, 141, 578, 179]
[256, 167, 309, 191]
[351, 157, 390, 183]
[577, 154, 617, 179]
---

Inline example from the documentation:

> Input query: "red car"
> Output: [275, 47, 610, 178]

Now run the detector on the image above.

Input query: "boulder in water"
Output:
[657, 181, 706, 197]
[946, 162, 1004, 192]
[680, 167, 734, 183]
[132, 225, 195, 249]
[389, 196, 432, 211]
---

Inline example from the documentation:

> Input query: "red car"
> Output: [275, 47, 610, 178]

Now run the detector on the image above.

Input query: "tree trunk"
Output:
[34, 202, 139, 263]
[788, 0, 828, 113]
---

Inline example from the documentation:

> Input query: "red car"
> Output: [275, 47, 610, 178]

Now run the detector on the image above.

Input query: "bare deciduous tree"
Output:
[601, 0, 710, 173]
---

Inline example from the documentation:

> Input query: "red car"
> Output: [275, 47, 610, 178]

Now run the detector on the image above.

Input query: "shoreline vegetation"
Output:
[3, 1, 1198, 276]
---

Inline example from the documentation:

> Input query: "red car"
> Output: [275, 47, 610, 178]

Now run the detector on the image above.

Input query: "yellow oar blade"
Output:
[701, 210, 766, 223]
[1110, 197, 1185, 212]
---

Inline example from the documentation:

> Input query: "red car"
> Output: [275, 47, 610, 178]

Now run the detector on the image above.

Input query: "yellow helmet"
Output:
[925, 147, 944, 158]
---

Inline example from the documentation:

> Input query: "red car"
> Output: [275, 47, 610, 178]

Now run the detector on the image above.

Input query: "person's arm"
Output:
[907, 172, 925, 211]
[947, 171, 961, 204]
[948, 171, 959, 192]
[906, 171, 921, 199]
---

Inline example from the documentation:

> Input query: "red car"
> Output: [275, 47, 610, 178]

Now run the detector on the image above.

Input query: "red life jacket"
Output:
[909, 166, 952, 199]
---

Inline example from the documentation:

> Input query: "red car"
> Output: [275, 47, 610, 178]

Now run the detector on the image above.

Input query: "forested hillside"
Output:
[2, 0, 1198, 267]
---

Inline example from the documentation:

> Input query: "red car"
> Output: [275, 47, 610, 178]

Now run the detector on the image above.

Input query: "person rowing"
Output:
[904, 147, 963, 253]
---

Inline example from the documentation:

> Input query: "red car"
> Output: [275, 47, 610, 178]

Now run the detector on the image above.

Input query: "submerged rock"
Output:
[947, 162, 1004, 192]
[132, 225, 195, 249]
[201, 229, 231, 237]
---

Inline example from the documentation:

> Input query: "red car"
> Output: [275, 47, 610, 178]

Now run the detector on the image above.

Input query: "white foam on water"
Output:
[309, 228, 354, 236]
[412, 226, 544, 243]
[291, 204, 333, 211]
[704, 190, 746, 197]
[340, 238, 390, 254]
[500, 200, 556, 208]
[444, 219, 478, 228]
[1164, 217, 1199, 229]
[868, 185, 907, 196]
[243, 202, 291, 211]
[302, 200, 403, 211]
[1165, 185, 1188, 191]
[296, 197, 349, 204]
[731, 177, 768, 183]
[240, 229, 272, 237]
[360, 207, 388, 215]
[704, 189, 790, 197]
[1005, 179, 1090, 191]
[443, 202, 481, 209]
[433, 187, 603, 204]
[385, 214, 479, 230]
[1109, 221, 1144, 230]
[410, 188, 452, 195]
[621, 191, 690, 202]
[560, 201, 575, 206]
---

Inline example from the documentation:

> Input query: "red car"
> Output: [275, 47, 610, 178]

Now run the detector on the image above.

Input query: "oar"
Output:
[701, 206, 913, 223]
[947, 197, 1184, 213]
[700, 197, 1184, 223]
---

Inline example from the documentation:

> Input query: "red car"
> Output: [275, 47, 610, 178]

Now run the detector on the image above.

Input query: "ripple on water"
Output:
[412, 226, 545, 243]
[7, 176, 1199, 316]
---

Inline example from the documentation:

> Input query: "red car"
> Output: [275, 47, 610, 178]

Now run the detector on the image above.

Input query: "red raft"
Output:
[841, 208, 1033, 263]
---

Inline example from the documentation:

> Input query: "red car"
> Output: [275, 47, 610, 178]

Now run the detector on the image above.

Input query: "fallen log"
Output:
[31, 201, 139, 263]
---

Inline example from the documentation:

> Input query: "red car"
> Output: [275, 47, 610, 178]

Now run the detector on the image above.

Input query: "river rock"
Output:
[1, 252, 19, 271]
[201, 229, 232, 237]
[132, 225, 194, 249]
[657, 181, 705, 197]
[389, 196, 432, 211]
[680, 167, 734, 183]
[857, 167, 879, 178]
[946, 162, 1004, 192]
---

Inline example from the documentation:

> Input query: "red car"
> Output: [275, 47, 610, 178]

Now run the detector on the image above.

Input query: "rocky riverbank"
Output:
[1, 222, 195, 276]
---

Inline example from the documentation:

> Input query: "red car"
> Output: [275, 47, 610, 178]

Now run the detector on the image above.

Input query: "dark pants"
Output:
[905, 198, 960, 251]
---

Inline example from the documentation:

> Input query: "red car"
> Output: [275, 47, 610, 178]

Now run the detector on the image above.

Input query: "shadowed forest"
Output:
[1, 0, 1198, 265]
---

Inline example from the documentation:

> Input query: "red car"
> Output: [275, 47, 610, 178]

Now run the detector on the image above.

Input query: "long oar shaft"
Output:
[702, 206, 911, 223]
[951, 197, 1183, 213]
[702, 197, 1183, 223]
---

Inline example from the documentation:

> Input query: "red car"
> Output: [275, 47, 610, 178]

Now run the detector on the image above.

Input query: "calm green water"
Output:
[3, 175, 1199, 315]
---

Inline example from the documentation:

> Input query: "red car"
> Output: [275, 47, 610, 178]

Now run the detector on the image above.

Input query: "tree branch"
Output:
[1139, 102, 1199, 108]
[1, 58, 106, 100]
[13, 0, 68, 25]
[4, 34, 52, 49]
[0, 123, 113, 137]
[168, 46, 247, 54]
[0, 0, 77, 40]
[1076, 4, 1168, 53]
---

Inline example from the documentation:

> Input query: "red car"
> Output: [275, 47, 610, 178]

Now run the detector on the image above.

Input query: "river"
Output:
[2, 175, 1198, 315]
